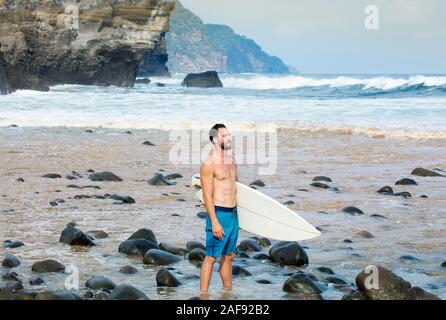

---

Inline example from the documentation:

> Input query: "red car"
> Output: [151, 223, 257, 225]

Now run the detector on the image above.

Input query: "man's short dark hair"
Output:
[209, 124, 227, 144]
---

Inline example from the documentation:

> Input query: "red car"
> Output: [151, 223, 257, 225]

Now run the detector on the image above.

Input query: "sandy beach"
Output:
[1, 125, 445, 300]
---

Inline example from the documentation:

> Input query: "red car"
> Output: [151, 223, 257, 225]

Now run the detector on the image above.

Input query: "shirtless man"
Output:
[199, 124, 239, 295]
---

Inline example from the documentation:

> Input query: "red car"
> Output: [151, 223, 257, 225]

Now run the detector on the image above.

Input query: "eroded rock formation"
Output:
[0, 0, 175, 94]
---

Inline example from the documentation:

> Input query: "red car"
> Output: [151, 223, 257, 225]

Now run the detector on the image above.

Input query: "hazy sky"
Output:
[181, 0, 446, 74]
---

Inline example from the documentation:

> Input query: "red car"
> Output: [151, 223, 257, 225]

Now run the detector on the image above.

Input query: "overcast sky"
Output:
[181, 0, 446, 74]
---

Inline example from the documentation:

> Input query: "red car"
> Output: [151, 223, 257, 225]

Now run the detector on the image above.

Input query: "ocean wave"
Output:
[221, 75, 446, 91]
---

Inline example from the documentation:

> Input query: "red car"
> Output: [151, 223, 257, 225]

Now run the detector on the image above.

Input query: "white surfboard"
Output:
[192, 174, 321, 241]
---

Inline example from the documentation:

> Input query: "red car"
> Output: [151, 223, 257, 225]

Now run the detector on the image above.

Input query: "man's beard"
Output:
[221, 142, 232, 151]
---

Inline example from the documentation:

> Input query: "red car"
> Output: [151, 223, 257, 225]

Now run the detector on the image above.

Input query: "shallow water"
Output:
[1, 127, 445, 300]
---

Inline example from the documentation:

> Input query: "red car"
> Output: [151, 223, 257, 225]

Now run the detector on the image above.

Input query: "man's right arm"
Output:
[200, 163, 224, 240]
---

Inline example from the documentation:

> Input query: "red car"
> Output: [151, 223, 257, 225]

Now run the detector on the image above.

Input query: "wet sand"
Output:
[1, 126, 445, 300]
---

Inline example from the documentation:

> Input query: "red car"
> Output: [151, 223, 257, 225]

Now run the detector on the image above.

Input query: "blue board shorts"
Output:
[205, 206, 239, 258]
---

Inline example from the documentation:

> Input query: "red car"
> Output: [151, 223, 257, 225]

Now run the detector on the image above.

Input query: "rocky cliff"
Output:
[161, 0, 292, 75]
[0, 0, 175, 94]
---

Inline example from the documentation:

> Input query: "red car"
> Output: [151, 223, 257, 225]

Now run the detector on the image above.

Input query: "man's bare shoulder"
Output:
[200, 155, 215, 172]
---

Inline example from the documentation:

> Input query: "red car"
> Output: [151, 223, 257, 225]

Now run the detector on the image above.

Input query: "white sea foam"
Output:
[1, 74, 445, 140]
[222, 75, 446, 90]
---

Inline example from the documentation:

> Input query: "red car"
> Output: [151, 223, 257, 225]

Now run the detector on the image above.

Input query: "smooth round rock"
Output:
[156, 268, 182, 287]
[118, 239, 159, 256]
[187, 248, 206, 262]
[269, 241, 309, 267]
[2, 254, 20, 268]
[186, 241, 206, 251]
[342, 206, 365, 215]
[31, 259, 65, 273]
[283, 273, 322, 295]
[89, 172, 123, 182]
[119, 265, 138, 275]
[86, 276, 116, 291]
[159, 242, 190, 255]
[108, 284, 149, 300]
[237, 239, 262, 252]
[143, 249, 181, 266]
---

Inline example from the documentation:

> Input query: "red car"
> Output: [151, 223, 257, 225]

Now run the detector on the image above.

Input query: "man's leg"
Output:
[200, 256, 217, 293]
[219, 253, 236, 289]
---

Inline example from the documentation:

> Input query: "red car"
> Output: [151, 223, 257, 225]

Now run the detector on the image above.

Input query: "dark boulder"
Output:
[256, 279, 272, 285]
[3, 240, 24, 249]
[109, 194, 136, 204]
[250, 180, 266, 187]
[42, 173, 62, 179]
[118, 239, 159, 256]
[356, 265, 440, 300]
[147, 173, 175, 186]
[156, 268, 182, 287]
[159, 242, 190, 255]
[59, 225, 96, 246]
[252, 253, 270, 261]
[128, 228, 158, 244]
[396, 178, 418, 186]
[325, 276, 348, 285]
[237, 239, 262, 252]
[182, 71, 223, 88]
[411, 168, 444, 177]
[119, 265, 138, 275]
[269, 241, 309, 267]
[35, 291, 81, 300]
[378, 186, 394, 194]
[313, 176, 332, 183]
[13, 289, 38, 300]
[2, 254, 20, 268]
[256, 237, 272, 247]
[316, 267, 335, 275]
[89, 172, 123, 182]
[232, 265, 251, 277]
[143, 249, 181, 266]
[86, 276, 116, 291]
[29, 277, 45, 286]
[186, 241, 206, 251]
[196, 211, 208, 219]
[87, 230, 109, 239]
[283, 273, 322, 296]
[164, 173, 183, 180]
[342, 291, 367, 300]
[342, 206, 365, 216]
[187, 248, 206, 262]
[143, 141, 156, 146]
[310, 182, 330, 189]
[108, 284, 149, 300]
[357, 230, 374, 239]
[31, 259, 65, 273]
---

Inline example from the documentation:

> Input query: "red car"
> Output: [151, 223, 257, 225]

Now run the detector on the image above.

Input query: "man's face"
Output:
[217, 128, 232, 151]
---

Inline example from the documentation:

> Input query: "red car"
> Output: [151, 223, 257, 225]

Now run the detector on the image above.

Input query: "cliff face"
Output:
[163, 0, 292, 75]
[137, 32, 170, 77]
[0, 0, 175, 94]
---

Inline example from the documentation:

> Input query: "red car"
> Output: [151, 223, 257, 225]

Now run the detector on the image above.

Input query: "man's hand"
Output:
[212, 221, 225, 240]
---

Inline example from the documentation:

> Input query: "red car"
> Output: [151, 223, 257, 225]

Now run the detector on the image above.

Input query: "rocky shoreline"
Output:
[1, 225, 441, 300]
[0, 0, 175, 94]
[0, 126, 445, 300]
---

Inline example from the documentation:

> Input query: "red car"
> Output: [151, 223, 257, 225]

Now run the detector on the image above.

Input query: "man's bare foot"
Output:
[220, 287, 233, 300]
[199, 291, 211, 300]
